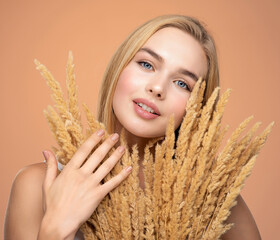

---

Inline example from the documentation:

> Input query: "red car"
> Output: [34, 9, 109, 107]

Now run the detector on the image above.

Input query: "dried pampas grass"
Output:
[35, 52, 273, 240]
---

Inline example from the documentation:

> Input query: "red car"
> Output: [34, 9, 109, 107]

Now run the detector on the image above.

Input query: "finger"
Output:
[43, 150, 58, 192]
[80, 133, 120, 174]
[90, 145, 125, 181]
[101, 166, 132, 194]
[68, 129, 105, 169]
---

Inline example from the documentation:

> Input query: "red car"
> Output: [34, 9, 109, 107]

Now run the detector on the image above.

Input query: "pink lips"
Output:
[133, 98, 161, 120]
[133, 98, 161, 115]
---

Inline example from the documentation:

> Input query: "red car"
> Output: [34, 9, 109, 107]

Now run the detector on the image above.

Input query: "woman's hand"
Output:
[39, 129, 131, 239]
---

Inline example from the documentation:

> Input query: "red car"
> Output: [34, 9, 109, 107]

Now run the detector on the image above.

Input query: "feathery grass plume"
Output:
[152, 142, 165, 238]
[188, 79, 206, 135]
[103, 201, 119, 239]
[204, 155, 258, 239]
[176, 78, 204, 143]
[234, 121, 274, 174]
[82, 103, 106, 134]
[183, 88, 221, 229]
[35, 59, 69, 123]
[193, 78, 206, 114]
[138, 190, 146, 240]
[191, 128, 229, 238]
[175, 79, 205, 160]
[200, 89, 231, 167]
[222, 121, 262, 191]
[101, 130, 129, 239]
[192, 90, 232, 219]
[213, 103, 250, 170]
[197, 116, 252, 219]
[43, 108, 58, 140]
[144, 153, 156, 239]
[120, 189, 133, 239]
[38, 53, 274, 240]
[66, 51, 81, 124]
[161, 115, 175, 238]
[195, 87, 220, 158]
[204, 123, 273, 238]
[46, 105, 77, 162]
[162, 115, 175, 199]
[206, 125, 229, 171]
[127, 144, 141, 240]
[143, 139, 162, 239]
[216, 122, 265, 205]
[96, 205, 111, 239]
[65, 51, 84, 146]
[43, 108, 68, 166]
[143, 134, 165, 234]
[170, 167, 187, 239]
[90, 209, 106, 240]
[194, 126, 229, 211]
[178, 90, 223, 236]
[209, 123, 274, 223]
[180, 84, 214, 195]
[176, 79, 205, 174]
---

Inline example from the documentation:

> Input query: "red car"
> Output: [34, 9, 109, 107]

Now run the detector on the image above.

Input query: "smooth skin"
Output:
[113, 27, 207, 142]
[4, 27, 262, 240]
[4, 130, 132, 239]
[3, 138, 262, 240]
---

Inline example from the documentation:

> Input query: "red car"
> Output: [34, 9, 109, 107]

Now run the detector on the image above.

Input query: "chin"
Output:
[132, 130, 163, 139]
[123, 122, 165, 139]
[113, 112, 169, 139]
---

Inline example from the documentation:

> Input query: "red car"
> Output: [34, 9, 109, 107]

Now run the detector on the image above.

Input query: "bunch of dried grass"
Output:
[35, 52, 273, 240]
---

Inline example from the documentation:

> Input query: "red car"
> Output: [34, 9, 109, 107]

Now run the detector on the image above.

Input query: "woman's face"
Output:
[112, 27, 207, 139]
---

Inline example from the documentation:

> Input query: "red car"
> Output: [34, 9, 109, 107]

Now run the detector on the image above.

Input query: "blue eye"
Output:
[175, 80, 191, 91]
[139, 61, 153, 70]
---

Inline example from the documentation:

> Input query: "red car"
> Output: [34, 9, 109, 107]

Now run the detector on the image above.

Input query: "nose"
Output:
[145, 78, 167, 100]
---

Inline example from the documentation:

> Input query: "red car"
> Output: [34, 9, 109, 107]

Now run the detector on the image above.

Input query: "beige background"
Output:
[1, 0, 279, 239]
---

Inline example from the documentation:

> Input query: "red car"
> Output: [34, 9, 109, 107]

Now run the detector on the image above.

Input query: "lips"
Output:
[133, 98, 161, 115]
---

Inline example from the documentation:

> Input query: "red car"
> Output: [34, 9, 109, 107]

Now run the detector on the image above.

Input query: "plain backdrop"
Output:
[1, 0, 279, 239]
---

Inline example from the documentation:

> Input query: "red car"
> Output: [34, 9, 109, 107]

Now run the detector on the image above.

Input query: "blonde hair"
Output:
[97, 15, 219, 134]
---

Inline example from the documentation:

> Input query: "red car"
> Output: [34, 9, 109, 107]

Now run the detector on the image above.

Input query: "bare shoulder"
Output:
[9, 162, 47, 205]
[14, 162, 46, 184]
[4, 162, 47, 240]
[221, 195, 262, 240]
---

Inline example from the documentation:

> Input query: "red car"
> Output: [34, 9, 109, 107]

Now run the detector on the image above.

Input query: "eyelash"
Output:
[174, 80, 191, 92]
[138, 61, 153, 70]
[137, 61, 191, 92]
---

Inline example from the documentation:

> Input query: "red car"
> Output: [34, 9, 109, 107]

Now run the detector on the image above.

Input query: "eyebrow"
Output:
[138, 47, 199, 82]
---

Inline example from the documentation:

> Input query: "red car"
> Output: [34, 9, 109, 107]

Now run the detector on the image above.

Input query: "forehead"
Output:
[140, 27, 208, 77]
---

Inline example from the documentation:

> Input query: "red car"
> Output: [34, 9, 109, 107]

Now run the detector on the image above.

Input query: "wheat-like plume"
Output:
[36, 53, 273, 239]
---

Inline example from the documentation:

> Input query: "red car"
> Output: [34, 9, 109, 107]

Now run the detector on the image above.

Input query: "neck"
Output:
[113, 118, 164, 190]
[115, 125, 150, 160]
[113, 117, 162, 160]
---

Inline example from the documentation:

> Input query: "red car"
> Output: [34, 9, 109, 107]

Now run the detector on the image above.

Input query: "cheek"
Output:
[169, 94, 190, 129]
[114, 67, 141, 101]
[113, 67, 144, 116]
[174, 107, 186, 129]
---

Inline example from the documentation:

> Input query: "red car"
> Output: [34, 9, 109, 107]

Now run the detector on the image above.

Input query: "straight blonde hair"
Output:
[97, 15, 219, 134]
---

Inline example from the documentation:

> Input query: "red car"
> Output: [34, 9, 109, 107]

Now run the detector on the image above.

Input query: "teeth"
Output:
[137, 102, 155, 114]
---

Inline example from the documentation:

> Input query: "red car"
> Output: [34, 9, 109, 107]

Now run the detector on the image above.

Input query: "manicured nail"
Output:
[118, 146, 125, 153]
[96, 129, 105, 136]
[42, 151, 50, 161]
[111, 133, 119, 141]
[126, 166, 132, 173]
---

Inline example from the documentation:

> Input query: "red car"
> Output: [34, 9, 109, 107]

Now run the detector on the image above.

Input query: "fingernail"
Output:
[126, 166, 132, 173]
[111, 133, 119, 141]
[118, 146, 125, 153]
[96, 129, 105, 136]
[42, 151, 50, 161]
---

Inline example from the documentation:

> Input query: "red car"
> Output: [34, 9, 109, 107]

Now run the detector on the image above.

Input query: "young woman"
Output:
[4, 15, 261, 240]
